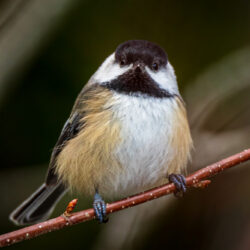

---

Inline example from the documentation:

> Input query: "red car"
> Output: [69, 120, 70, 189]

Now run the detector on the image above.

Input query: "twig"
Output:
[1, 149, 250, 247]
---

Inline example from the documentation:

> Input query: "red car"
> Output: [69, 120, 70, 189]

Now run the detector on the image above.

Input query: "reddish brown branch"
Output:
[1, 149, 250, 247]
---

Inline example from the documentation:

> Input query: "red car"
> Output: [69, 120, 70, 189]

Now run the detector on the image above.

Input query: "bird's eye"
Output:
[152, 62, 159, 71]
[120, 58, 126, 66]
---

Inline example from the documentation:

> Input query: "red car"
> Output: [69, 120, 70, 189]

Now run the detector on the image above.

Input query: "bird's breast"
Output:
[56, 87, 192, 199]
[109, 94, 180, 197]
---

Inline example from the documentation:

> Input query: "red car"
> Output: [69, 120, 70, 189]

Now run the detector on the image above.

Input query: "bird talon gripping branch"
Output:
[168, 173, 187, 197]
[93, 193, 108, 223]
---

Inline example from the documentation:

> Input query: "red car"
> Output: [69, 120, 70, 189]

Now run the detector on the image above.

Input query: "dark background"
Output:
[0, 1, 250, 249]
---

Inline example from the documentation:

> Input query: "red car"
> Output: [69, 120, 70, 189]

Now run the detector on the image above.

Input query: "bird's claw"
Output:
[93, 193, 108, 223]
[168, 174, 187, 197]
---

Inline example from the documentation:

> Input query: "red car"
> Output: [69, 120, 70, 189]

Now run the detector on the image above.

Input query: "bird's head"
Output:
[92, 40, 179, 98]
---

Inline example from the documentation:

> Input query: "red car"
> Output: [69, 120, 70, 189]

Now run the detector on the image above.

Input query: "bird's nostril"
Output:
[135, 64, 142, 73]
[135, 67, 141, 73]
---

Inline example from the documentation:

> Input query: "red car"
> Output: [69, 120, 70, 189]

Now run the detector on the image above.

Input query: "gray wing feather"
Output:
[46, 112, 84, 185]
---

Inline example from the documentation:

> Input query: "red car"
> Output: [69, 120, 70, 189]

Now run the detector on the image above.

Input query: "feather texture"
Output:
[55, 87, 122, 197]
[56, 86, 192, 199]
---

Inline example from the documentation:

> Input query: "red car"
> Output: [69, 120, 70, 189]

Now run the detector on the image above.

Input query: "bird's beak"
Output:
[133, 62, 145, 73]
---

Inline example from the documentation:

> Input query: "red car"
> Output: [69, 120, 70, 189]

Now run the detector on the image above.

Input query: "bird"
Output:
[9, 40, 193, 225]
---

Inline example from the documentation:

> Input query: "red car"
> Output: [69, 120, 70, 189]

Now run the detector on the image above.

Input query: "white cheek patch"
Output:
[145, 62, 180, 95]
[92, 53, 132, 83]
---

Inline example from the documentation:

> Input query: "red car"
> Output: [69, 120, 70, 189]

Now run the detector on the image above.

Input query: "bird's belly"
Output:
[103, 95, 176, 198]
[56, 91, 191, 199]
[112, 127, 171, 197]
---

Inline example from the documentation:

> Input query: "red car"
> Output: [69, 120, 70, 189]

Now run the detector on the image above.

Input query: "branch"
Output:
[1, 149, 250, 247]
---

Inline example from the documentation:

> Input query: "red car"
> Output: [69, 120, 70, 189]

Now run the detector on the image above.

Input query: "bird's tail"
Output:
[9, 182, 67, 226]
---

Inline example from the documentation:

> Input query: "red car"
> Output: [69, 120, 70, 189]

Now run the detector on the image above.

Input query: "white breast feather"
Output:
[108, 94, 177, 197]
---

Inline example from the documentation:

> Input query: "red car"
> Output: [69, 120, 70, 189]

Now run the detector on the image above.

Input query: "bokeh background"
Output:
[0, 0, 250, 249]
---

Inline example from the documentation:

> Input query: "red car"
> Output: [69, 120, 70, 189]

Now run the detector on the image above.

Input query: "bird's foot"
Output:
[168, 174, 186, 197]
[93, 192, 108, 223]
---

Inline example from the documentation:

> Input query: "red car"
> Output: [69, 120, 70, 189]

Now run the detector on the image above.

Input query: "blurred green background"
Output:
[0, 0, 250, 249]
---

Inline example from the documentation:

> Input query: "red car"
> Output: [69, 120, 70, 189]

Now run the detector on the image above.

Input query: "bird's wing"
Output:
[10, 111, 85, 225]
[45, 111, 84, 185]
[45, 83, 100, 186]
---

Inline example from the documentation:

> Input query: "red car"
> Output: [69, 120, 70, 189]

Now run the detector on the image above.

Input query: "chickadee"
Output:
[10, 40, 192, 225]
